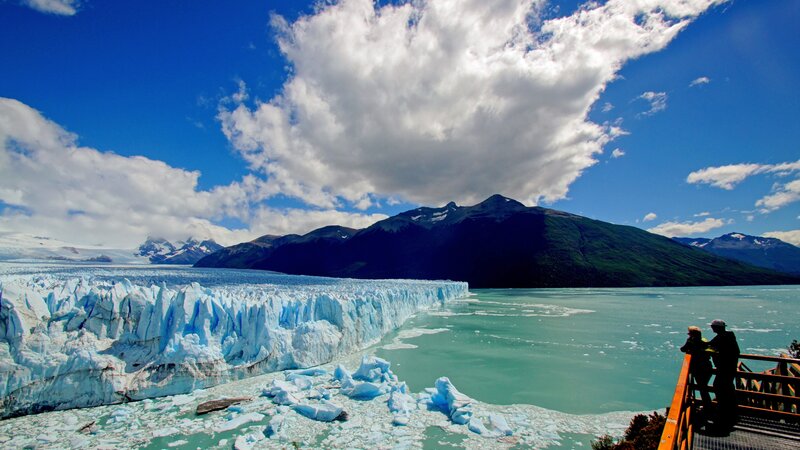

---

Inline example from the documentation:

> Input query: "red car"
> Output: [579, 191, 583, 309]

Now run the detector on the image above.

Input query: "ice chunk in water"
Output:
[213, 412, 265, 433]
[292, 400, 344, 422]
[423, 377, 473, 425]
[353, 356, 396, 382]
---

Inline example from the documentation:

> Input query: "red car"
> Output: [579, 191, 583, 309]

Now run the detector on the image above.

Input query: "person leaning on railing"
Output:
[707, 319, 740, 432]
[680, 326, 713, 419]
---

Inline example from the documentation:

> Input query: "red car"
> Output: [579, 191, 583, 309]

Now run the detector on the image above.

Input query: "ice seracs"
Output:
[421, 376, 474, 425]
[0, 272, 467, 418]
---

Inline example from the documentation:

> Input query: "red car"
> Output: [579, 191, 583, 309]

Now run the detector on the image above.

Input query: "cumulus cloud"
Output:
[638, 91, 668, 116]
[687, 160, 800, 212]
[689, 76, 710, 86]
[756, 179, 800, 212]
[687, 163, 766, 190]
[220, 0, 724, 208]
[687, 160, 800, 190]
[248, 207, 385, 237]
[763, 230, 800, 247]
[21, 0, 80, 16]
[611, 148, 625, 158]
[0, 98, 385, 247]
[643, 212, 657, 222]
[647, 217, 725, 237]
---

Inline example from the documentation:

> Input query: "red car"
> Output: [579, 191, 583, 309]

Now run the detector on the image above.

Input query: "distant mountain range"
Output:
[196, 195, 799, 288]
[137, 237, 223, 264]
[0, 233, 141, 263]
[0, 233, 222, 265]
[673, 233, 800, 275]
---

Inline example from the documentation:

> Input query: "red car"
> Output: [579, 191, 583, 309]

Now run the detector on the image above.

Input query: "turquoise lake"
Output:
[377, 286, 800, 416]
[1, 263, 797, 449]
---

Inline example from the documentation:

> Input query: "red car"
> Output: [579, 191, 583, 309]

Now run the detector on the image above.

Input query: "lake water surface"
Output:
[378, 286, 799, 415]
[2, 264, 797, 449]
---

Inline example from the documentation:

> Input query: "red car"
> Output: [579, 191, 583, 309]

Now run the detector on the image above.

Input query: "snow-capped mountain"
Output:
[136, 237, 223, 264]
[198, 195, 799, 287]
[0, 233, 145, 264]
[674, 232, 800, 275]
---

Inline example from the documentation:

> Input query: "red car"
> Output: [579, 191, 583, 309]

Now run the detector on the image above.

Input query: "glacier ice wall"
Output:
[0, 273, 467, 418]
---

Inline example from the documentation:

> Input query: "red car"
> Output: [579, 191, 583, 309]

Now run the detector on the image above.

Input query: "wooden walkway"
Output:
[693, 415, 800, 450]
[659, 353, 800, 450]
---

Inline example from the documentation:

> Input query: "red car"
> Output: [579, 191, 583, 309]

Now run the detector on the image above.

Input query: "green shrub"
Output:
[591, 434, 615, 450]
[591, 411, 666, 450]
[789, 340, 800, 359]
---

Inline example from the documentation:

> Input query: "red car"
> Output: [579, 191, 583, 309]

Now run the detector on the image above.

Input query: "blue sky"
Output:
[0, 0, 798, 247]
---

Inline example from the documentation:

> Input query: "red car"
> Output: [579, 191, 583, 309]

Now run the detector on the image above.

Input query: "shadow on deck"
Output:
[694, 414, 800, 450]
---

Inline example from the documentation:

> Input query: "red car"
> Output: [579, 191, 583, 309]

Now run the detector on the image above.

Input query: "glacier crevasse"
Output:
[0, 274, 467, 418]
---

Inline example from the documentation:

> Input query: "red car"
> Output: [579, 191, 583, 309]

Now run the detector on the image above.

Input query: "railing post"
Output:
[660, 354, 692, 450]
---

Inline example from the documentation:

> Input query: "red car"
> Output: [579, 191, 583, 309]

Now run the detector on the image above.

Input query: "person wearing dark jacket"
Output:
[680, 326, 713, 414]
[708, 319, 740, 430]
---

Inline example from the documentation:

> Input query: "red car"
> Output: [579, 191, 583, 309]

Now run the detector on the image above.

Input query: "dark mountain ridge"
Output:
[674, 232, 800, 275]
[196, 195, 799, 288]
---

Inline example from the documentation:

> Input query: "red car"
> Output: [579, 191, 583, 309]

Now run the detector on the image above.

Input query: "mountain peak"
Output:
[468, 194, 527, 217]
[479, 194, 522, 206]
[197, 198, 800, 287]
[673, 232, 800, 275]
[721, 232, 748, 240]
[137, 237, 222, 264]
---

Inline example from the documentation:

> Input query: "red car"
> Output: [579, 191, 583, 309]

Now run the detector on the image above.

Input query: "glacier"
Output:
[0, 264, 467, 418]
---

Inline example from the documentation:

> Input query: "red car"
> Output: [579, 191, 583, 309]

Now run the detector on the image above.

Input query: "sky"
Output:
[1, 0, 798, 248]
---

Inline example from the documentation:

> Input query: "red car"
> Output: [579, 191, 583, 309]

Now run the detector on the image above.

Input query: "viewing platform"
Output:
[659, 353, 800, 450]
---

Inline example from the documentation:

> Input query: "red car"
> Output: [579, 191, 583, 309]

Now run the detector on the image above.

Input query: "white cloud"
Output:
[687, 163, 766, 189]
[638, 91, 668, 116]
[763, 230, 800, 247]
[687, 160, 800, 213]
[687, 160, 800, 190]
[601, 102, 614, 112]
[0, 98, 384, 248]
[647, 217, 725, 237]
[221, 0, 724, 208]
[689, 76, 710, 87]
[611, 148, 625, 158]
[746, 215, 754, 222]
[756, 178, 800, 212]
[248, 207, 386, 237]
[694, 211, 711, 217]
[21, 0, 79, 16]
[643, 212, 657, 222]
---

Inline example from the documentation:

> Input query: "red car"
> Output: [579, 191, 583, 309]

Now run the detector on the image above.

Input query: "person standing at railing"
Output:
[680, 326, 713, 418]
[708, 319, 740, 432]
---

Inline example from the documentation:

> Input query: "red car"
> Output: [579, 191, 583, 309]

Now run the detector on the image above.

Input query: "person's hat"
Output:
[710, 319, 726, 328]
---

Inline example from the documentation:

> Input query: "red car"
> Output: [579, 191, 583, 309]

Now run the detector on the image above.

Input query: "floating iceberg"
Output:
[0, 348, 647, 449]
[339, 356, 396, 400]
[292, 400, 344, 422]
[387, 383, 416, 426]
[421, 376, 474, 424]
[0, 270, 467, 418]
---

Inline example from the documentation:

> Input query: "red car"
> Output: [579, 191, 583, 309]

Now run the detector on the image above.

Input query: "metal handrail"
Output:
[659, 353, 800, 450]
[659, 354, 693, 450]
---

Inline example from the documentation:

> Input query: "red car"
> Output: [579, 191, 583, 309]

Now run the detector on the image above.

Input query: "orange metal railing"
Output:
[659, 353, 800, 450]
[659, 354, 694, 450]
[735, 353, 800, 417]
